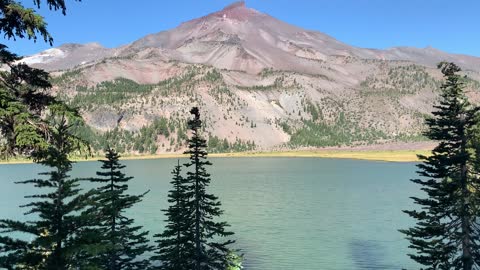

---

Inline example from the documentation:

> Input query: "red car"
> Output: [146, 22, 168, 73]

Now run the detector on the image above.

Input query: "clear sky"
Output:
[6, 0, 480, 57]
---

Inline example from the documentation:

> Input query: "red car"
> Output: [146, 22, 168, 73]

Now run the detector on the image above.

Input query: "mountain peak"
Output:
[222, 1, 246, 11]
[210, 1, 260, 21]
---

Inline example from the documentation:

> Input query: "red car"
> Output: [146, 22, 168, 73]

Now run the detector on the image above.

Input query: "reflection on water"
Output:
[350, 239, 397, 269]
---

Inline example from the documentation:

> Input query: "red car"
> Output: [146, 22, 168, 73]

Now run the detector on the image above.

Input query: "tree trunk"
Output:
[460, 130, 473, 270]
[110, 167, 116, 270]
[54, 174, 64, 269]
[176, 173, 182, 269]
[195, 138, 201, 270]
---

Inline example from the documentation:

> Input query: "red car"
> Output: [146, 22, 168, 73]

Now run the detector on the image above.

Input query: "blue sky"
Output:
[6, 0, 480, 57]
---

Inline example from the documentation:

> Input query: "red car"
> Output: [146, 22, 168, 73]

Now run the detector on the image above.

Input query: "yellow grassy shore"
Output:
[0, 149, 431, 164]
[0, 154, 186, 165]
[211, 149, 431, 162]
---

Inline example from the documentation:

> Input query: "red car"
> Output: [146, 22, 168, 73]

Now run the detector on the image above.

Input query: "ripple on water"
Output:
[0, 158, 421, 270]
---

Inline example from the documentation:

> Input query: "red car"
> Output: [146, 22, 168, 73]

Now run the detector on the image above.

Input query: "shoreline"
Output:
[0, 149, 431, 165]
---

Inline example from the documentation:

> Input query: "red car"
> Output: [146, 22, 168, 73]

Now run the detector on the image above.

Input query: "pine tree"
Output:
[152, 160, 193, 270]
[401, 62, 480, 270]
[0, 0, 75, 45]
[0, 0, 81, 159]
[91, 147, 152, 270]
[0, 1, 105, 268]
[0, 46, 56, 159]
[183, 107, 235, 270]
[0, 109, 102, 269]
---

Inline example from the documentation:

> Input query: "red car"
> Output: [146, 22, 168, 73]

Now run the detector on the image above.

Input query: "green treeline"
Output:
[67, 64, 236, 110]
[74, 118, 256, 155]
[207, 135, 256, 153]
[288, 119, 388, 147]
[71, 78, 155, 109]
[76, 117, 187, 154]
[360, 64, 442, 94]
[283, 108, 390, 147]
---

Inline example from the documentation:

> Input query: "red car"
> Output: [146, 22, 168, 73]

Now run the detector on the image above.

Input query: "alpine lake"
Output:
[0, 157, 421, 270]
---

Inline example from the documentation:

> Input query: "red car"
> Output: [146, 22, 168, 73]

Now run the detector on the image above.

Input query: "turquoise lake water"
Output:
[0, 157, 421, 270]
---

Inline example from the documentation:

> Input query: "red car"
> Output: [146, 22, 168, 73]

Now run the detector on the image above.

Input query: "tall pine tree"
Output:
[90, 147, 152, 270]
[183, 107, 235, 270]
[0, 0, 82, 159]
[152, 160, 192, 270]
[0, 107, 102, 269]
[401, 62, 480, 270]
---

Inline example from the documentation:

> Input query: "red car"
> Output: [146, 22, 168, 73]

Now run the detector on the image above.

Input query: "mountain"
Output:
[24, 1, 480, 154]
[23, 42, 114, 71]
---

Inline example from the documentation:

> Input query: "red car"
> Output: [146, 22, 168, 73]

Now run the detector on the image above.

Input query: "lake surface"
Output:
[0, 157, 421, 270]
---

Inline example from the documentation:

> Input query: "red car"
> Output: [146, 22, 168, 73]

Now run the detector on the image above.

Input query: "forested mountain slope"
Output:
[24, 1, 480, 154]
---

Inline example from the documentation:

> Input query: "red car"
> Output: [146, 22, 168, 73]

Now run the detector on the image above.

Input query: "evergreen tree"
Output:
[152, 160, 192, 270]
[0, 1, 104, 269]
[183, 107, 235, 270]
[401, 62, 480, 270]
[0, 0, 80, 159]
[90, 147, 152, 270]
[0, 45, 57, 159]
[0, 108, 102, 269]
[0, 0, 76, 45]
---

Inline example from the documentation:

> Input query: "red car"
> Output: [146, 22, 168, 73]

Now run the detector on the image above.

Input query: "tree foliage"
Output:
[183, 107, 235, 270]
[152, 160, 192, 270]
[0, 109, 101, 269]
[0, 0, 80, 44]
[0, 45, 58, 158]
[401, 62, 480, 270]
[0, 0, 83, 159]
[90, 148, 152, 270]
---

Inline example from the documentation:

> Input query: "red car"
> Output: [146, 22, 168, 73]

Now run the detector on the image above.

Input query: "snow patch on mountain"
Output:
[22, 48, 65, 65]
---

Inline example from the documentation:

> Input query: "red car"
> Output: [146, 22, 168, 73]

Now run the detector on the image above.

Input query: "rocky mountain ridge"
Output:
[24, 1, 480, 154]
